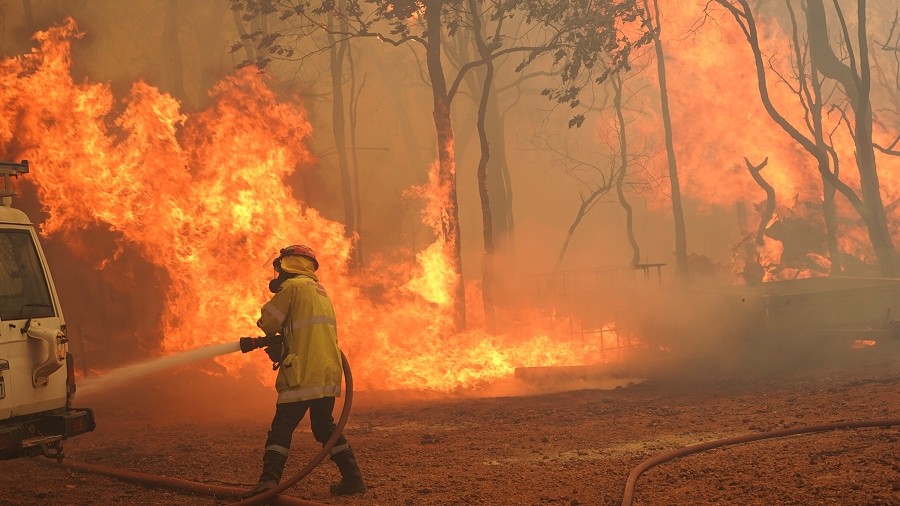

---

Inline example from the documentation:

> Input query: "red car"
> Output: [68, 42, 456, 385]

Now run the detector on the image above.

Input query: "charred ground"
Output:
[1, 344, 898, 506]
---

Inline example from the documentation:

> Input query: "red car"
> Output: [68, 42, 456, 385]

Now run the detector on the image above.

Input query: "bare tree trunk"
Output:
[327, 5, 358, 270]
[807, 0, 895, 276]
[644, 0, 687, 277]
[426, 1, 466, 332]
[486, 86, 515, 258]
[347, 46, 365, 267]
[785, 1, 842, 274]
[444, 22, 515, 316]
[232, 6, 256, 65]
[469, 0, 497, 332]
[556, 211, 586, 271]
[162, 0, 190, 108]
[555, 186, 612, 270]
[612, 74, 640, 267]
[21, 0, 34, 33]
[822, 170, 840, 274]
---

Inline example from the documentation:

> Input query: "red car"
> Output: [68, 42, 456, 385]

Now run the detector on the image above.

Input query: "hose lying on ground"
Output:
[228, 350, 356, 506]
[48, 351, 356, 506]
[620, 418, 900, 506]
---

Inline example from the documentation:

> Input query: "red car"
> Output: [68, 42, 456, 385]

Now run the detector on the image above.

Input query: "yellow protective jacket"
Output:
[257, 268, 343, 404]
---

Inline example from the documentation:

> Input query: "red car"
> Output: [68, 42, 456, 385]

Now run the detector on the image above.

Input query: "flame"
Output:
[850, 339, 876, 349]
[1, 19, 632, 392]
[6, 4, 897, 391]
[632, 2, 900, 280]
[402, 162, 458, 307]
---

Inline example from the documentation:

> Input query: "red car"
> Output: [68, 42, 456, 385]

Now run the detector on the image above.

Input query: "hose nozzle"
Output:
[239, 336, 271, 353]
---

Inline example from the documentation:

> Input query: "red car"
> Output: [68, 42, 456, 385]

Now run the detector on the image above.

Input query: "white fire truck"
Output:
[0, 160, 94, 460]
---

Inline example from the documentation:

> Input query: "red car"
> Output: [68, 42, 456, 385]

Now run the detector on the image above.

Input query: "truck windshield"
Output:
[0, 230, 54, 320]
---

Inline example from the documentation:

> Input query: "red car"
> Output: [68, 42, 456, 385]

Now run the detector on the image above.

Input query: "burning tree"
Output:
[230, 0, 649, 331]
[713, 0, 899, 278]
[3, 19, 631, 392]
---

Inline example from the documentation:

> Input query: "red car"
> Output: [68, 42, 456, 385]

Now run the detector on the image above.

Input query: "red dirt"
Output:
[1, 346, 898, 506]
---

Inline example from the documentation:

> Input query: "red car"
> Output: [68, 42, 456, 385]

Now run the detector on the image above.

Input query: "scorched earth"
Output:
[0, 347, 898, 506]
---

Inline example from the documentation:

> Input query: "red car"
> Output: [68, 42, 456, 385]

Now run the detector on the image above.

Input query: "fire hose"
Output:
[47, 346, 356, 506]
[620, 417, 900, 506]
[46, 345, 900, 505]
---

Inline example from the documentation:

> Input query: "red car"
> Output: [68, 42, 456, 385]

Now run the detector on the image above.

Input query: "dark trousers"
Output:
[265, 397, 347, 452]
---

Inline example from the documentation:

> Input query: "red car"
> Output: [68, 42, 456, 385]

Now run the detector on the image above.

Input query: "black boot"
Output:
[330, 447, 367, 496]
[242, 450, 288, 499]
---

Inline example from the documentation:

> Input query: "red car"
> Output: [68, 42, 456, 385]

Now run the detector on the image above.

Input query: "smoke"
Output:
[617, 278, 891, 384]
[1, 0, 897, 395]
[4, 0, 898, 278]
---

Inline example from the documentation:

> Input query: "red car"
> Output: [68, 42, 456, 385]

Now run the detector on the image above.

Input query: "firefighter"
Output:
[243, 244, 367, 498]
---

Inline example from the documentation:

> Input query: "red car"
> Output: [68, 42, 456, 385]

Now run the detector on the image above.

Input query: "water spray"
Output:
[77, 341, 242, 396]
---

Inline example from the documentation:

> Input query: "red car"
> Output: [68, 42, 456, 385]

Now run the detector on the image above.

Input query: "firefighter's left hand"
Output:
[265, 344, 282, 363]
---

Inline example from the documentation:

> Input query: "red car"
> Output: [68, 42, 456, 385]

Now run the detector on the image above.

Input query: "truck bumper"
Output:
[0, 407, 96, 459]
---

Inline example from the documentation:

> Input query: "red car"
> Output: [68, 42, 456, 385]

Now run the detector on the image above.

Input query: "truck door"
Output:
[0, 227, 66, 420]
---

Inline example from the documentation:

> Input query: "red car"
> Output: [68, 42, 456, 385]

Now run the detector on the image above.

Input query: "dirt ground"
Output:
[1, 344, 899, 506]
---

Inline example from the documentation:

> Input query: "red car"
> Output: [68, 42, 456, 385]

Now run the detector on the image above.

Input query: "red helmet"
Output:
[276, 244, 319, 271]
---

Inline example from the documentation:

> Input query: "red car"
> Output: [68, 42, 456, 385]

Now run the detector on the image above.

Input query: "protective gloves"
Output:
[264, 334, 285, 369]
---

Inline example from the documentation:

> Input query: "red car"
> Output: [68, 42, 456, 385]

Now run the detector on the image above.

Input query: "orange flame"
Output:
[1, 19, 632, 392]
[403, 161, 457, 307]
[632, 2, 900, 280]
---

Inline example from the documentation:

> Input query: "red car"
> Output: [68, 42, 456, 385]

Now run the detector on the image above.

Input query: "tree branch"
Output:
[745, 157, 775, 245]
[874, 133, 900, 156]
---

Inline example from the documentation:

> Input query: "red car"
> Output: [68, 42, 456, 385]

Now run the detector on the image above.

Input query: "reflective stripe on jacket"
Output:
[257, 274, 343, 403]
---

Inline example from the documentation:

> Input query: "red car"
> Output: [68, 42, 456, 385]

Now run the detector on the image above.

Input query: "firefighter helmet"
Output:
[276, 244, 319, 271]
